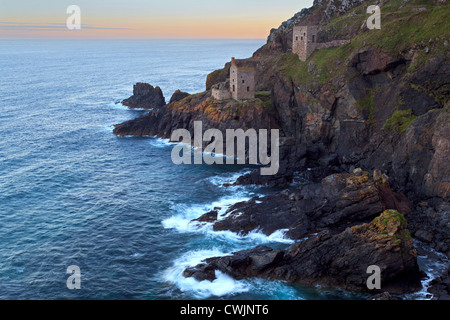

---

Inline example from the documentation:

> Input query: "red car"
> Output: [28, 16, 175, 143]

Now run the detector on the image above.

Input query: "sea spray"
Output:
[162, 249, 249, 299]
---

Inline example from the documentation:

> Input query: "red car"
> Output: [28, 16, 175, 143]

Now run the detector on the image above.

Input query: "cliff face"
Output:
[113, 0, 450, 270]
[184, 170, 428, 295]
[249, 0, 449, 260]
[246, 0, 449, 205]
[266, 48, 449, 200]
[114, 91, 278, 140]
[185, 209, 423, 294]
[213, 170, 412, 240]
[110, 0, 450, 298]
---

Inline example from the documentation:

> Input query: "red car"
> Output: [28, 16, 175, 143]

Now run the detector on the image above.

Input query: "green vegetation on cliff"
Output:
[410, 82, 450, 106]
[372, 209, 412, 250]
[321, 0, 449, 55]
[384, 109, 418, 133]
[278, 1, 449, 88]
[355, 89, 375, 125]
[278, 43, 351, 86]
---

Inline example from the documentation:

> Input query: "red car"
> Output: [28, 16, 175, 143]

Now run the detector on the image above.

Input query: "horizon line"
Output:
[0, 37, 268, 40]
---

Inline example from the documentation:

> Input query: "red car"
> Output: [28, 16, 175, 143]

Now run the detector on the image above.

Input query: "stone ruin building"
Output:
[212, 57, 256, 101]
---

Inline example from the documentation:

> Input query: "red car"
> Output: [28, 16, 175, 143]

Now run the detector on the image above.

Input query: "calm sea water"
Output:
[0, 39, 440, 300]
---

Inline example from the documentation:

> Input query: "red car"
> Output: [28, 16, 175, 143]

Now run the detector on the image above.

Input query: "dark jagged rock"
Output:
[185, 170, 424, 293]
[409, 199, 450, 257]
[427, 267, 450, 300]
[183, 264, 216, 282]
[214, 171, 410, 240]
[292, 165, 341, 184]
[192, 210, 218, 223]
[169, 90, 190, 104]
[232, 165, 294, 188]
[186, 210, 423, 294]
[373, 169, 412, 216]
[351, 48, 404, 76]
[113, 91, 277, 150]
[121, 82, 166, 109]
[389, 109, 450, 200]
[186, 246, 285, 281]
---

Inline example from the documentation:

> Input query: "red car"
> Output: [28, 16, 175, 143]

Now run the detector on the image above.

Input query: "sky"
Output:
[0, 0, 314, 39]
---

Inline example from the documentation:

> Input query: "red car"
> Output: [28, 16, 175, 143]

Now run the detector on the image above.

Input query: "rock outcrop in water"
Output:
[212, 170, 411, 240]
[185, 209, 423, 294]
[114, 91, 278, 143]
[113, 0, 450, 298]
[121, 82, 166, 109]
[184, 171, 423, 293]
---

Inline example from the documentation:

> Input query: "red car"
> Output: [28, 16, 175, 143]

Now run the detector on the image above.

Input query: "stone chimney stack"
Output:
[229, 58, 256, 100]
[292, 25, 318, 61]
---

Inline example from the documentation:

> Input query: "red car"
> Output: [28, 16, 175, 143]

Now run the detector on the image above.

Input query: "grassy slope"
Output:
[278, 0, 450, 87]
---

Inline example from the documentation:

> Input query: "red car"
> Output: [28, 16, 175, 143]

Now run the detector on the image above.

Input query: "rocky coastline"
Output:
[113, 0, 449, 299]
[184, 170, 425, 294]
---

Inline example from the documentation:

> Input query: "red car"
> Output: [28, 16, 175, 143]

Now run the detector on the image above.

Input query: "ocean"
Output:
[0, 39, 444, 300]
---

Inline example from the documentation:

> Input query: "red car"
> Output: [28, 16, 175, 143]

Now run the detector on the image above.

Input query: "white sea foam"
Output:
[162, 247, 301, 299]
[107, 101, 155, 111]
[161, 171, 296, 299]
[207, 228, 295, 245]
[246, 228, 295, 244]
[148, 137, 173, 148]
[111, 101, 156, 111]
[162, 196, 250, 232]
[405, 242, 450, 300]
[107, 102, 128, 110]
[100, 125, 115, 133]
[205, 170, 253, 188]
[162, 249, 249, 299]
[162, 195, 294, 245]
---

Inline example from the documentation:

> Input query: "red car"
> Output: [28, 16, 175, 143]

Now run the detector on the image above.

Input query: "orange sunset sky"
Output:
[0, 0, 314, 39]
